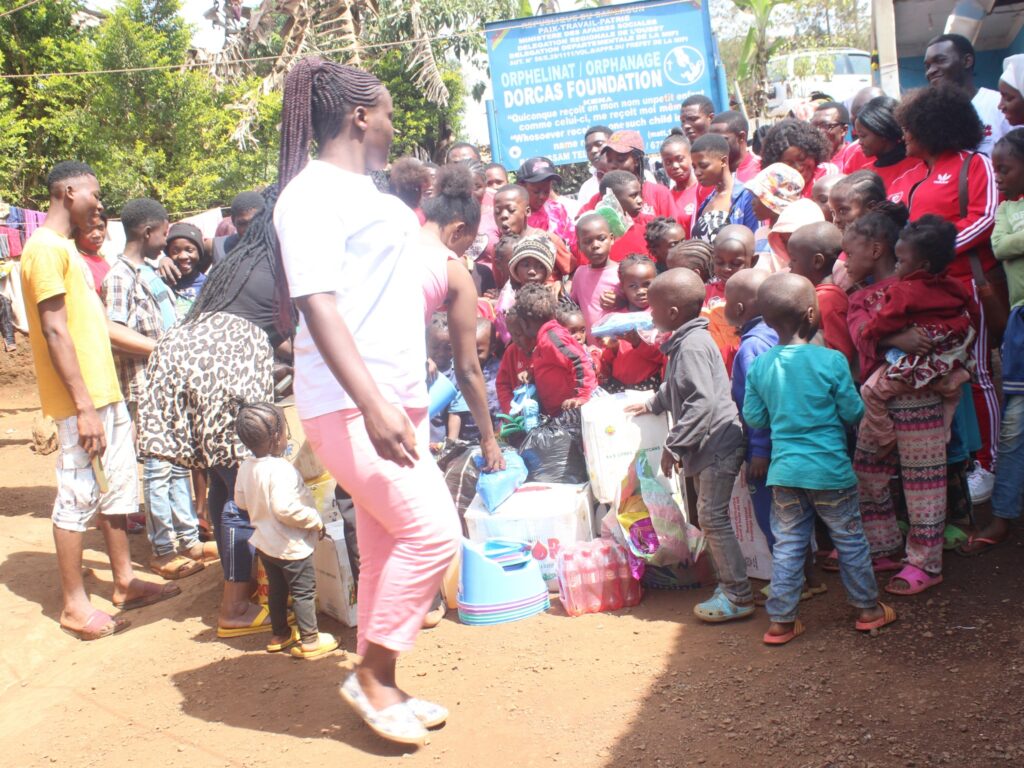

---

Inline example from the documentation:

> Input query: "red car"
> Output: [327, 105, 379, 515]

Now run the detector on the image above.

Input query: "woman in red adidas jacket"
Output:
[897, 85, 1001, 473]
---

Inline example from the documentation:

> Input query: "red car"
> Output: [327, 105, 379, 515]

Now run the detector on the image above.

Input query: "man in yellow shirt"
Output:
[20, 161, 178, 640]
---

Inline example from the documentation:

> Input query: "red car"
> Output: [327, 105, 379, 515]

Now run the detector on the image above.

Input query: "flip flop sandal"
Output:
[693, 587, 755, 623]
[763, 619, 805, 645]
[955, 533, 1010, 558]
[150, 553, 204, 580]
[406, 698, 448, 729]
[754, 582, 823, 606]
[855, 602, 898, 632]
[217, 605, 274, 638]
[884, 565, 943, 596]
[112, 580, 181, 610]
[289, 632, 339, 660]
[60, 609, 130, 641]
[805, 583, 828, 598]
[943, 525, 969, 551]
[266, 628, 300, 653]
[339, 673, 428, 746]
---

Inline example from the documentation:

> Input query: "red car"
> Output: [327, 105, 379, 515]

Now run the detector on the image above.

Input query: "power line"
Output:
[0, 33, 475, 80]
[0, 0, 45, 21]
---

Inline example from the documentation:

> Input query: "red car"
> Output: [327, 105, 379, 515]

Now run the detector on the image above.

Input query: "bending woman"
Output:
[273, 57, 475, 747]
[138, 187, 292, 636]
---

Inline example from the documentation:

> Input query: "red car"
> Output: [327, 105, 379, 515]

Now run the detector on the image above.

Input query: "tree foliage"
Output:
[0, 0, 281, 213]
[0, 0, 529, 213]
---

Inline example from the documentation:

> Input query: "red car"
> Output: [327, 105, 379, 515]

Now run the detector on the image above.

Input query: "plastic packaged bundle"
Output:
[474, 450, 528, 513]
[556, 539, 642, 617]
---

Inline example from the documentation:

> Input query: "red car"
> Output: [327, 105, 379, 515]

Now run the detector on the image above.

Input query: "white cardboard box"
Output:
[464, 482, 593, 590]
[314, 519, 358, 627]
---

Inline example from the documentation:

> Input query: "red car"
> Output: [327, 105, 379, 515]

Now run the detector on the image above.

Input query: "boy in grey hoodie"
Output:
[626, 268, 754, 622]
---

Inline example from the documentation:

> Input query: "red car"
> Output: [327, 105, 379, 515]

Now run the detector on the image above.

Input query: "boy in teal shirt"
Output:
[743, 273, 895, 645]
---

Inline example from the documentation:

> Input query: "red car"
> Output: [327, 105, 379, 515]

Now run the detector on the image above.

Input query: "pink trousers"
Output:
[303, 407, 460, 656]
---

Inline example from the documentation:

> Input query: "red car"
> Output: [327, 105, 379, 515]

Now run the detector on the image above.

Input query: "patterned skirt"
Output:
[137, 312, 274, 470]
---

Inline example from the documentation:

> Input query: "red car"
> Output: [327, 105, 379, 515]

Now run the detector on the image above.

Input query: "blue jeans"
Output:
[696, 444, 752, 605]
[993, 395, 1024, 521]
[208, 465, 254, 582]
[767, 485, 878, 623]
[143, 457, 198, 557]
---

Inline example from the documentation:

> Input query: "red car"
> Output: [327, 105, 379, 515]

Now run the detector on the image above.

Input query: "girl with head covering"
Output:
[744, 163, 806, 270]
[999, 54, 1024, 126]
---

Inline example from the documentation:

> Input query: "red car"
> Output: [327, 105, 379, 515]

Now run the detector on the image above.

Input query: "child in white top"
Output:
[234, 402, 337, 659]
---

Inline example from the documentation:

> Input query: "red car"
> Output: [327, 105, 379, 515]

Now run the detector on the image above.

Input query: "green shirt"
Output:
[992, 198, 1024, 309]
[743, 344, 864, 490]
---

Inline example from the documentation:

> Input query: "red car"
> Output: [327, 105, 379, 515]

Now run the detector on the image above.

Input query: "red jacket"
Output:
[609, 214, 653, 263]
[907, 151, 998, 281]
[874, 156, 927, 205]
[862, 269, 979, 346]
[601, 336, 665, 385]
[495, 343, 531, 414]
[816, 283, 856, 372]
[532, 318, 598, 415]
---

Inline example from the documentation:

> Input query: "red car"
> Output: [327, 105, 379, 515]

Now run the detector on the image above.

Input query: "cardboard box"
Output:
[314, 519, 358, 626]
[465, 482, 593, 590]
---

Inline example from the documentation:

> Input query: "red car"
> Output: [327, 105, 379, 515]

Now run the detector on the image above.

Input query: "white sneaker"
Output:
[967, 461, 995, 504]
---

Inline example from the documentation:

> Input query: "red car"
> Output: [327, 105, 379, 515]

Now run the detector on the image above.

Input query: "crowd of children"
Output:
[12, 36, 1024, 682]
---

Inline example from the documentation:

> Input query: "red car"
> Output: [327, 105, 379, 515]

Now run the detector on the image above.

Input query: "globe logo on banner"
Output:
[663, 45, 706, 87]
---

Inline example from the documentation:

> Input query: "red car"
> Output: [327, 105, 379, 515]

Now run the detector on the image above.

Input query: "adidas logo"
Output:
[934, 173, 952, 185]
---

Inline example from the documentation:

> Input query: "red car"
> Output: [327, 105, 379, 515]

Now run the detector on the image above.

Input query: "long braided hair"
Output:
[278, 56, 386, 189]
[183, 184, 295, 338]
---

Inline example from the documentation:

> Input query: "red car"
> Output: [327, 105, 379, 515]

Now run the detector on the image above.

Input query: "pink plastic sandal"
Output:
[884, 564, 943, 596]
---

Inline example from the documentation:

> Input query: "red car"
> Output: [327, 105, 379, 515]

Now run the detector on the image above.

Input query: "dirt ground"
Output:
[3, 362, 1024, 768]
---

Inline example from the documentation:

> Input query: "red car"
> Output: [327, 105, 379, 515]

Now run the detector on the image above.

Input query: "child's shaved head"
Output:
[714, 224, 755, 253]
[758, 272, 818, 340]
[724, 268, 768, 328]
[787, 221, 844, 284]
[648, 267, 706, 332]
[788, 221, 843, 261]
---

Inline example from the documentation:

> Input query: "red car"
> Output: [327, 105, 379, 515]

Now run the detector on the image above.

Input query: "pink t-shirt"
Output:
[569, 263, 620, 344]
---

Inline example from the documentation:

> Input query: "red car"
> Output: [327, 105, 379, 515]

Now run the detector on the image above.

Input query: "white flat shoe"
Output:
[339, 673, 427, 746]
[406, 697, 448, 728]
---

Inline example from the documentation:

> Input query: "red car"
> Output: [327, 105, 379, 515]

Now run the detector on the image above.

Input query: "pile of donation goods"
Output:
[285, 386, 771, 628]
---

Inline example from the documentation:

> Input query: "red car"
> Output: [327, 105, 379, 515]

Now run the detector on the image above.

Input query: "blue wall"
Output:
[898, 22, 1024, 92]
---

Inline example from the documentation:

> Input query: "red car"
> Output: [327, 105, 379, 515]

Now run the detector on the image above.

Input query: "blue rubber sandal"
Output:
[694, 587, 755, 623]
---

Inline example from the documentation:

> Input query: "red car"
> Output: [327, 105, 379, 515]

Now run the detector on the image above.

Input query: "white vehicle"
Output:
[767, 48, 873, 113]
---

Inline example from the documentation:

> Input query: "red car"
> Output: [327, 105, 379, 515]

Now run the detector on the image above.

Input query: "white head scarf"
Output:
[1000, 54, 1024, 95]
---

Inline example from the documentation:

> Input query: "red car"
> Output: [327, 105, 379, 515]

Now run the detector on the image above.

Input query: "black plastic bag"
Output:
[437, 440, 481, 534]
[518, 410, 588, 484]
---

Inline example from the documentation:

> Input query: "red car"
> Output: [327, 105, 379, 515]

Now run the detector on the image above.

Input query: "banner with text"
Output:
[485, 0, 724, 169]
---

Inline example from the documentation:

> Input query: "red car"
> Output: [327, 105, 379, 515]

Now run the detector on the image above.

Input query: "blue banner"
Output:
[485, 0, 724, 168]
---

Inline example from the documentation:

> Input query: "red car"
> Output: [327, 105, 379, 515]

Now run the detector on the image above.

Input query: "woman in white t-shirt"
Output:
[273, 57, 466, 747]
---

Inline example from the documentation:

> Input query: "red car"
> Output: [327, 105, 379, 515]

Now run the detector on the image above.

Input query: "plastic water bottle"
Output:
[617, 545, 642, 607]
[599, 543, 624, 611]
[521, 396, 540, 432]
[579, 549, 603, 614]
[559, 553, 583, 617]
